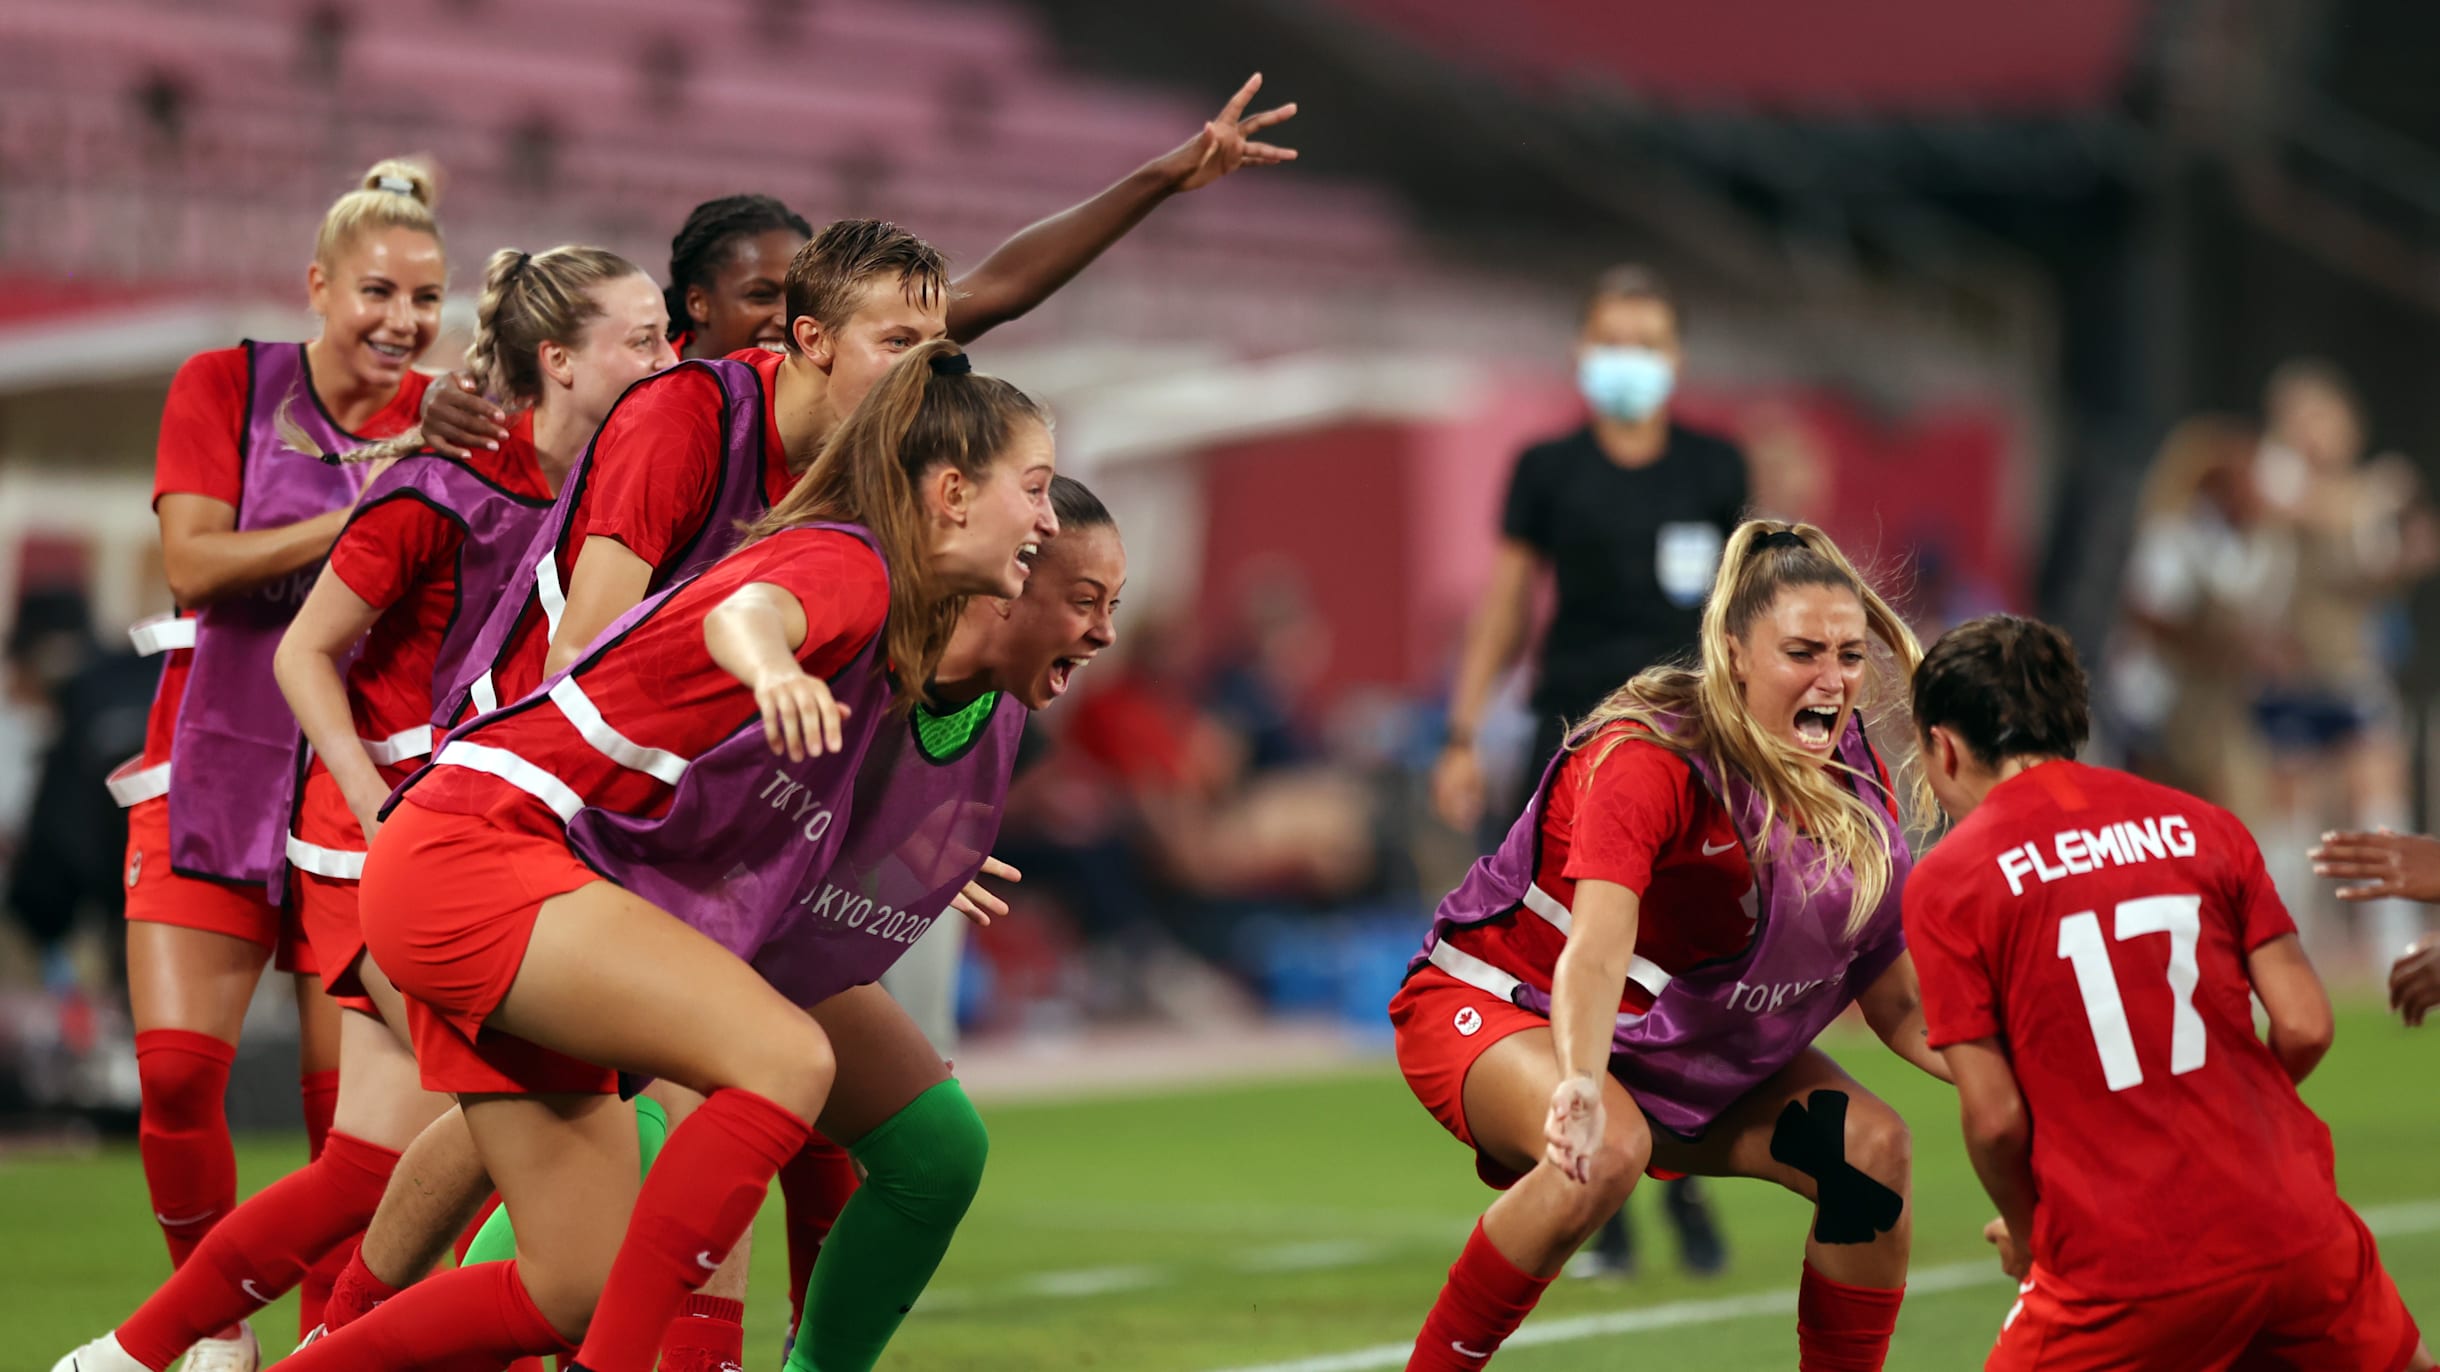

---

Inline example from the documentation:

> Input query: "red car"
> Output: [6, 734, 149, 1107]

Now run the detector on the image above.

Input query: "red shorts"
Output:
[289, 768, 418, 1015]
[358, 800, 614, 1096]
[123, 793, 312, 975]
[1391, 964, 1686, 1189]
[1987, 1203, 2422, 1372]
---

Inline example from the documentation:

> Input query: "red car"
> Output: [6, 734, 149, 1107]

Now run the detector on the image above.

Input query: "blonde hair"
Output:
[315, 158, 441, 267]
[1570, 519, 1931, 935]
[465, 245, 643, 408]
[738, 339, 1047, 713]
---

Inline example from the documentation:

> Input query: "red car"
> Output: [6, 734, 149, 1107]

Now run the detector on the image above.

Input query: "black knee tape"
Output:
[1768, 1090, 1902, 1245]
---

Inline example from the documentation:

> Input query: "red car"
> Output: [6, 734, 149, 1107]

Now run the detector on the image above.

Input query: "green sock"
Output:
[457, 1094, 670, 1266]
[786, 1079, 989, 1372]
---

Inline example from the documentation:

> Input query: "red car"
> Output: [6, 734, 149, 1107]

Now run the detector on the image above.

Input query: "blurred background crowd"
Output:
[5, 0, 2440, 1135]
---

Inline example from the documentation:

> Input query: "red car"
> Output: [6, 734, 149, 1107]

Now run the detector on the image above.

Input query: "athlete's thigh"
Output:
[1459, 1026, 1643, 1178]
[329, 1005, 453, 1147]
[126, 919, 270, 1039]
[805, 983, 950, 1145]
[1645, 1046, 1906, 1197]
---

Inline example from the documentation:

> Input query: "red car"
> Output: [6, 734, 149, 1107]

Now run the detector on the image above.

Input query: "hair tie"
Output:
[928, 350, 972, 377]
[374, 174, 416, 195]
[1751, 529, 1808, 555]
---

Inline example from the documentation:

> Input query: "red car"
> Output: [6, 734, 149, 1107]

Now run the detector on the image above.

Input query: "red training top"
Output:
[142, 346, 432, 769]
[1451, 723, 1759, 1014]
[1904, 759, 2344, 1300]
[483, 347, 789, 709]
[409, 526, 886, 836]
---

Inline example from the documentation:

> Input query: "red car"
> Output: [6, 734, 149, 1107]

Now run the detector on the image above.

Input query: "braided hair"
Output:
[664, 194, 814, 341]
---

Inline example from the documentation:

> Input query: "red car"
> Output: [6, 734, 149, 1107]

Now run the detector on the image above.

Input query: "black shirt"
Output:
[1501, 422, 1749, 720]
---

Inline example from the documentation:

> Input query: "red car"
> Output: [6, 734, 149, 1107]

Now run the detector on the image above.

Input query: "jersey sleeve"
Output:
[1902, 855, 2001, 1048]
[328, 495, 462, 612]
[581, 369, 725, 570]
[2217, 808, 2298, 952]
[753, 532, 891, 680]
[1560, 740, 1694, 894]
[153, 349, 249, 509]
[1499, 445, 1554, 551]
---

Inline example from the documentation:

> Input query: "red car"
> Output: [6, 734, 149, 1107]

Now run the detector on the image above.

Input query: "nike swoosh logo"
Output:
[1701, 838, 1737, 856]
[1452, 1341, 1494, 1360]
[156, 1209, 217, 1227]
[241, 1278, 272, 1304]
[696, 1249, 721, 1270]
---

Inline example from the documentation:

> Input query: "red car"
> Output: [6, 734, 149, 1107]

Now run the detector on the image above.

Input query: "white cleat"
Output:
[49, 1332, 148, 1372]
[177, 1323, 260, 1372]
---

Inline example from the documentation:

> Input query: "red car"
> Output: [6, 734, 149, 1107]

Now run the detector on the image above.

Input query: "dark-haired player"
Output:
[1904, 613, 2429, 1372]
[420, 74, 1296, 454]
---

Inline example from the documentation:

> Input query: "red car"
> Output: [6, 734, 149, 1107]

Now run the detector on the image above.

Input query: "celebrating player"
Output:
[1905, 613, 2429, 1371]
[1392, 520, 1946, 1371]
[2309, 827, 2440, 1024]
[97, 159, 444, 1372]
[267, 340, 1054, 1372]
[49, 245, 674, 1372]
[416, 73, 1297, 456]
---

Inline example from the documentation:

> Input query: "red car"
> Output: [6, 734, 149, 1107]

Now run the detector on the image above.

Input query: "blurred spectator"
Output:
[6, 589, 145, 974]
[2118, 414, 2287, 827]
[2252, 360, 2439, 967]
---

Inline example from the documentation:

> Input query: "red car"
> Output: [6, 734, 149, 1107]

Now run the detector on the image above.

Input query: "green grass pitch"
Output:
[14, 1003, 2435, 1370]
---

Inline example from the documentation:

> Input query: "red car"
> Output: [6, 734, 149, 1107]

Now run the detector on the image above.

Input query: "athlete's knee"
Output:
[1547, 1117, 1647, 1235]
[726, 1010, 836, 1124]
[853, 1080, 988, 1225]
[135, 1028, 236, 1123]
[1770, 1089, 1908, 1245]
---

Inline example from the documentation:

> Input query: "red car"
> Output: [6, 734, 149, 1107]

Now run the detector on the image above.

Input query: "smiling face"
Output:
[687, 227, 806, 357]
[930, 419, 1059, 599]
[1729, 582, 1868, 758]
[990, 523, 1125, 709]
[307, 226, 445, 392]
[548, 272, 678, 431]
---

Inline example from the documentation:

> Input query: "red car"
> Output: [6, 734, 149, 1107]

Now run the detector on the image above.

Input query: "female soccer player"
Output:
[418, 73, 1298, 454]
[1906, 614, 2427, 1371]
[1391, 520, 1948, 1371]
[98, 159, 443, 1372]
[50, 245, 674, 1372]
[268, 339, 1055, 1372]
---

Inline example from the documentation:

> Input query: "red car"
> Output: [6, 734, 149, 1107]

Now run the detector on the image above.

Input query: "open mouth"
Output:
[365, 339, 412, 366]
[1013, 541, 1040, 581]
[1046, 655, 1088, 698]
[1793, 704, 1840, 750]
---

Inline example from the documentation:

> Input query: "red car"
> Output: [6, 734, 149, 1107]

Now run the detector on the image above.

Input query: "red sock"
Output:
[457, 1191, 506, 1264]
[270, 1258, 570, 1372]
[114, 1131, 402, 1370]
[323, 1240, 400, 1332]
[1408, 1220, 1555, 1371]
[659, 1293, 746, 1372]
[297, 1070, 345, 1333]
[574, 1087, 809, 1372]
[778, 1133, 860, 1331]
[1796, 1262, 1904, 1372]
[134, 1029, 238, 1269]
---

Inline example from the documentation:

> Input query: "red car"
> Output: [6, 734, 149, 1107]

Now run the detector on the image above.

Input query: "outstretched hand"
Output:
[1153, 73, 1298, 194]
[2310, 828, 2440, 904]
[950, 855, 1023, 927]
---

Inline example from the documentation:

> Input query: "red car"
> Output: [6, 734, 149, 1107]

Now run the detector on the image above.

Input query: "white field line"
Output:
[1204, 1197, 2440, 1372]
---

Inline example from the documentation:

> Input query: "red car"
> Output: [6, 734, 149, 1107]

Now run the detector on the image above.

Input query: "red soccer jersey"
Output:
[483, 349, 787, 707]
[1450, 725, 1758, 1014]
[1904, 760, 2345, 1300]
[408, 526, 886, 832]
[320, 435, 553, 766]
[142, 347, 431, 767]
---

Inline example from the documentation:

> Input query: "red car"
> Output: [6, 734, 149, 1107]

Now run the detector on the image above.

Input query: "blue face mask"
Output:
[1577, 345, 1676, 422]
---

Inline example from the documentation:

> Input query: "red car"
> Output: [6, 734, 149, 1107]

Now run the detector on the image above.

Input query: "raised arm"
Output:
[1542, 878, 1639, 1182]
[2246, 933, 2334, 1082]
[703, 580, 850, 761]
[1941, 1036, 2036, 1280]
[1858, 952, 1953, 1083]
[1431, 539, 1541, 831]
[946, 73, 1297, 343]
[273, 572, 391, 836]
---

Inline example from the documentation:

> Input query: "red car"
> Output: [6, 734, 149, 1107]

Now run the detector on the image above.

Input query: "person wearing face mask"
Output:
[93, 160, 445, 1372]
[1433, 264, 1750, 1276]
[50, 246, 676, 1372]
[1393, 521, 1948, 1372]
